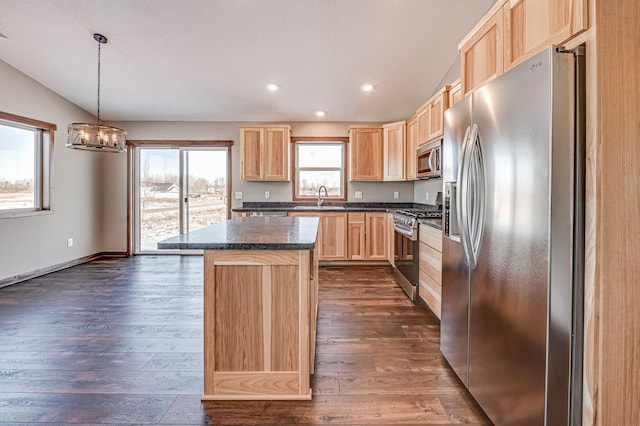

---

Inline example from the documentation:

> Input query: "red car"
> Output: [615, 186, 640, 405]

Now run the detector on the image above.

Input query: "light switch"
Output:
[355, 191, 363, 199]
[393, 191, 399, 199]
[264, 191, 270, 199]
[235, 192, 243, 200]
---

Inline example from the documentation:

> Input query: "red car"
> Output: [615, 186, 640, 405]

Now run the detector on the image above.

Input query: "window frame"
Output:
[292, 137, 348, 202]
[0, 112, 56, 218]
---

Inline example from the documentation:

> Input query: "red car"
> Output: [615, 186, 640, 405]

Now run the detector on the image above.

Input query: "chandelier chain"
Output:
[97, 40, 101, 124]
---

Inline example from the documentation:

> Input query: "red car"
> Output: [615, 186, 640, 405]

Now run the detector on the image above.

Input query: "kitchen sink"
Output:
[293, 205, 345, 210]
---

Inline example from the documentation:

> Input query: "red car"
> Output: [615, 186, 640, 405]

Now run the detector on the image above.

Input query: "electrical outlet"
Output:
[264, 191, 270, 199]
[393, 191, 399, 199]
[426, 192, 430, 201]
[67, 238, 73, 247]
[355, 191, 363, 199]
[235, 192, 243, 200]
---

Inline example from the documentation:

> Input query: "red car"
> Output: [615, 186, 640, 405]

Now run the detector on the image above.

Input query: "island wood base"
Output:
[202, 249, 318, 400]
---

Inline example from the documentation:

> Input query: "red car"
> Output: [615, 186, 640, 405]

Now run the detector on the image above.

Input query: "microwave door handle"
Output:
[427, 149, 435, 173]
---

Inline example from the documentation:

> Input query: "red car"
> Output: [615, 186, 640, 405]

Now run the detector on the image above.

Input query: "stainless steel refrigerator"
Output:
[440, 46, 585, 426]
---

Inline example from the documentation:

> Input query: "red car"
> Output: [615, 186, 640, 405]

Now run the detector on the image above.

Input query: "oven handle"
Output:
[393, 223, 417, 241]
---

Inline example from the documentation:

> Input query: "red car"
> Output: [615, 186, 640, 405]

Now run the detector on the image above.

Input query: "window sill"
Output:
[0, 209, 53, 219]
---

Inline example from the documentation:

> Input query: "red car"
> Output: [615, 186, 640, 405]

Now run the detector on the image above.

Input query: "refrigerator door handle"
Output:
[457, 125, 474, 268]
[467, 124, 485, 269]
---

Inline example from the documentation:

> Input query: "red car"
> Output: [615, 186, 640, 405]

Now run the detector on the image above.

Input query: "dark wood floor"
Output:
[0, 256, 489, 425]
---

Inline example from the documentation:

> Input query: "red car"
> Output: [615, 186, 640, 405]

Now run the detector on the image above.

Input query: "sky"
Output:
[0, 125, 36, 182]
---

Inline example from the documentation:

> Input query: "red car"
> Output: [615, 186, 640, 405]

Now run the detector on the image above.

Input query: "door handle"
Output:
[456, 125, 473, 268]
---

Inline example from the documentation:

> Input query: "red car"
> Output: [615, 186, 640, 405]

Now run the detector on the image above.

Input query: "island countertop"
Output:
[157, 216, 320, 250]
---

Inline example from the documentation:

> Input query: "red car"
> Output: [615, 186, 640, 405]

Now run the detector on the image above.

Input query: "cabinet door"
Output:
[405, 117, 418, 181]
[383, 121, 406, 181]
[386, 213, 395, 265]
[240, 128, 263, 180]
[366, 213, 387, 261]
[263, 127, 290, 181]
[319, 213, 348, 260]
[347, 221, 366, 260]
[460, 5, 505, 95]
[428, 93, 447, 140]
[416, 105, 430, 146]
[448, 79, 463, 108]
[505, 0, 588, 69]
[349, 127, 383, 181]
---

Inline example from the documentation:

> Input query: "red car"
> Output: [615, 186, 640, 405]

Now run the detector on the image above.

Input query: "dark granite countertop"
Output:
[157, 216, 320, 250]
[418, 218, 443, 231]
[233, 202, 438, 213]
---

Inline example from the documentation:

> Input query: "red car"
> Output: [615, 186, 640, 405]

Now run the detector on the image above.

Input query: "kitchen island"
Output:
[158, 216, 320, 400]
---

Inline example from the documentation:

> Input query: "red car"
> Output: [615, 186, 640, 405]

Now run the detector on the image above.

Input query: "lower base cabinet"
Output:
[289, 212, 348, 260]
[419, 224, 443, 318]
[347, 212, 387, 260]
[202, 248, 317, 400]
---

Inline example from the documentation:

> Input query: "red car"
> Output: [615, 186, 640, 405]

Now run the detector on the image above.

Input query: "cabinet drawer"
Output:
[348, 212, 365, 223]
[419, 224, 442, 252]
[419, 242, 442, 285]
[419, 271, 441, 319]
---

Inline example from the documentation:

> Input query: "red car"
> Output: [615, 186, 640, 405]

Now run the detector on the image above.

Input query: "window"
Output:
[0, 112, 55, 216]
[293, 137, 347, 200]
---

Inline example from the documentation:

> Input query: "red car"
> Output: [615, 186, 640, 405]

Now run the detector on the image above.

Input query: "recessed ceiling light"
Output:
[361, 83, 374, 92]
[315, 111, 326, 117]
[267, 83, 280, 91]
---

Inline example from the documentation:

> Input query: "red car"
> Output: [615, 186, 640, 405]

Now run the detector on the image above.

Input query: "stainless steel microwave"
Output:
[417, 139, 441, 179]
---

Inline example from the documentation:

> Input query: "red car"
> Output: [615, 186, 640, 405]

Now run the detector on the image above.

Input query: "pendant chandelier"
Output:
[67, 33, 127, 153]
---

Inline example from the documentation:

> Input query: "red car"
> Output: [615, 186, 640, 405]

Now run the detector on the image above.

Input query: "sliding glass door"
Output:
[133, 145, 229, 253]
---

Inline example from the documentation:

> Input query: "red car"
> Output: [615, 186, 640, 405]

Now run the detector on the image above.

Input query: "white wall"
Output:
[0, 60, 103, 281]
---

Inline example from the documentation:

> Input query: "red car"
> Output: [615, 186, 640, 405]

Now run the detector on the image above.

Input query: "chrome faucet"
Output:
[317, 185, 328, 207]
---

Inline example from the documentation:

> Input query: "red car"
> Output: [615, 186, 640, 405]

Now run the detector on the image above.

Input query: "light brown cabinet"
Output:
[348, 126, 383, 181]
[418, 224, 442, 319]
[416, 105, 430, 146]
[347, 212, 387, 261]
[366, 212, 388, 261]
[382, 121, 406, 181]
[240, 125, 291, 181]
[459, 3, 505, 96]
[505, 0, 588, 69]
[289, 212, 347, 260]
[448, 78, 463, 108]
[460, 0, 588, 95]
[202, 245, 317, 400]
[347, 213, 366, 261]
[428, 91, 447, 140]
[386, 213, 395, 265]
[405, 115, 418, 181]
[416, 87, 450, 146]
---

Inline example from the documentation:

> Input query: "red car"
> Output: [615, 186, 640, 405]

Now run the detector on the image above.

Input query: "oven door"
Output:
[392, 224, 420, 301]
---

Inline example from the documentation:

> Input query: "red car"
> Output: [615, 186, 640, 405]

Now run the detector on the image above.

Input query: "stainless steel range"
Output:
[391, 208, 442, 302]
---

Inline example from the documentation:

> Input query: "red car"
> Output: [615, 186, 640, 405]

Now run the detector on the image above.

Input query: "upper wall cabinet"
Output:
[460, 0, 588, 95]
[240, 125, 291, 181]
[459, 3, 505, 96]
[382, 121, 406, 181]
[505, 0, 588, 69]
[348, 126, 384, 181]
[405, 115, 418, 181]
[416, 86, 450, 146]
[448, 78, 463, 109]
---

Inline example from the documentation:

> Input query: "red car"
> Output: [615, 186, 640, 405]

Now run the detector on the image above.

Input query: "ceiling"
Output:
[0, 0, 495, 123]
